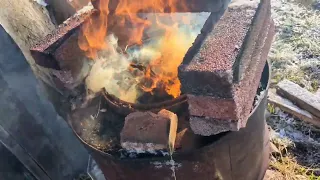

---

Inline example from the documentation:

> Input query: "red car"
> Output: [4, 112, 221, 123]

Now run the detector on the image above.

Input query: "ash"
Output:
[119, 147, 169, 159]
[151, 160, 182, 169]
[69, 95, 124, 154]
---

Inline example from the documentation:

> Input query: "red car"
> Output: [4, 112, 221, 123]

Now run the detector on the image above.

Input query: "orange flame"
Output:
[79, 0, 194, 100]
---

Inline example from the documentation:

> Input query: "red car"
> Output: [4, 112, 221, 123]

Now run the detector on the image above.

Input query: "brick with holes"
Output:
[30, 4, 96, 89]
[178, 0, 275, 135]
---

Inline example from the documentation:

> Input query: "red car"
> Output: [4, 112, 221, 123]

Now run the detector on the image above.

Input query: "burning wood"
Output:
[31, 0, 212, 103]
[44, 0, 274, 179]
[102, 89, 187, 115]
[31, 0, 274, 151]
[82, 12, 209, 103]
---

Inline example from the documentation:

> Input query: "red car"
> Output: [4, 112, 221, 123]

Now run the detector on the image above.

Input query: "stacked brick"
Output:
[179, 0, 274, 135]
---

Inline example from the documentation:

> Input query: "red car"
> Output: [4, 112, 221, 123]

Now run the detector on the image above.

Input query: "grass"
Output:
[270, 155, 320, 180]
[267, 1, 320, 177]
[269, 136, 320, 180]
[267, 102, 320, 179]
[269, 0, 320, 92]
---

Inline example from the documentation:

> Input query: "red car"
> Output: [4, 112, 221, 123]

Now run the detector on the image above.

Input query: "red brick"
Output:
[179, 0, 269, 97]
[190, 116, 239, 136]
[30, 4, 96, 89]
[120, 110, 178, 153]
[187, 95, 237, 120]
[189, 16, 275, 136]
[30, 4, 96, 70]
[233, 20, 274, 128]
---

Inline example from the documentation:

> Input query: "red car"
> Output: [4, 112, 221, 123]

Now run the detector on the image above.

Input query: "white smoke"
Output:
[85, 13, 210, 103]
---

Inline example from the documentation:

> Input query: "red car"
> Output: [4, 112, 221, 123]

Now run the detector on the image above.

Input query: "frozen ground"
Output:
[269, 0, 320, 91]
[267, 0, 320, 179]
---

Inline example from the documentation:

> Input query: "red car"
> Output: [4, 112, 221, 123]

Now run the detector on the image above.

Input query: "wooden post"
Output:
[0, 0, 56, 87]
[0, 12, 89, 180]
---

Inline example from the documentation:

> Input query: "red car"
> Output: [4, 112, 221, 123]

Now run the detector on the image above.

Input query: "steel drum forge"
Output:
[30, 0, 275, 179]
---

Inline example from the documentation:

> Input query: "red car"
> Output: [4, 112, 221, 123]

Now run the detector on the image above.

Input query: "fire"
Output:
[139, 20, 191, 98]
[75, 0, 201, 102]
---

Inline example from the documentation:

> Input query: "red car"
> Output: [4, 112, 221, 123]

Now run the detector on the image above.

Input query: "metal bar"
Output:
[0, 125, 51, 180]
[87, 156, 106, 180]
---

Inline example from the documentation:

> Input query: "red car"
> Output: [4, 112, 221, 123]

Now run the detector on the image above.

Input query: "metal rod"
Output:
[0, 125, 51, 180]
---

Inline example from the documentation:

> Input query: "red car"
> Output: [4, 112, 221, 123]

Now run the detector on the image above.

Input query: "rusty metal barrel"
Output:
[71, 62, 271, 180]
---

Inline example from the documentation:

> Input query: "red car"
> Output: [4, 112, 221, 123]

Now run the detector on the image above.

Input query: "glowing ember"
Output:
[71, 0, 209, 103]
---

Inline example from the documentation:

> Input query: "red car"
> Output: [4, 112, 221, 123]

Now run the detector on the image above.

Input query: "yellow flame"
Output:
[79, 0, 197, 101]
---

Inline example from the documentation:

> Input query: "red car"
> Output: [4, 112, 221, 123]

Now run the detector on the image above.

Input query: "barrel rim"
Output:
[71, 61, 271, 161]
